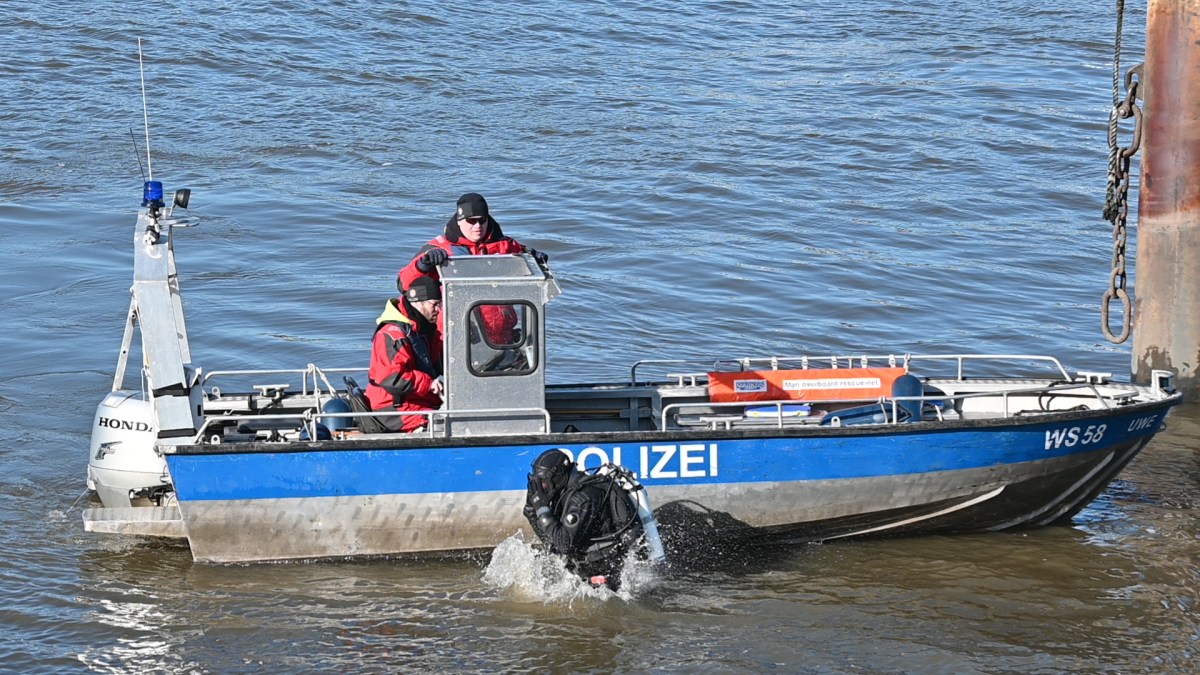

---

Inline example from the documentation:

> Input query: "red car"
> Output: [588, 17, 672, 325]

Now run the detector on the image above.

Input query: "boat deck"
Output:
[184, 354, 1167, 443]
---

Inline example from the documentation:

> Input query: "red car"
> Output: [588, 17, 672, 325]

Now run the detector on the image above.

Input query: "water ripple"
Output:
[1, 0, 1189, 672]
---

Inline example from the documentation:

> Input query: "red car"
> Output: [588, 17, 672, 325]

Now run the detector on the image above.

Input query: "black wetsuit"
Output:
[525, 471, 643, 589]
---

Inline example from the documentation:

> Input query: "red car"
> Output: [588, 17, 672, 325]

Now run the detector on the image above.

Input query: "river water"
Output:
[2, 0, 1198, 672]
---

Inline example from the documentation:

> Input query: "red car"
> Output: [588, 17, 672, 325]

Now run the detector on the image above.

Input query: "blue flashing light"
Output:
[142, 180, 165, 208]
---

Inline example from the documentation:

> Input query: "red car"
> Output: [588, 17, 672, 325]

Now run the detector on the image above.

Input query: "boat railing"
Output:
[660, 379, 1132, 430]
[631, 353, 916, 384]
[188, 405, 553, 445]
[203, 364, 363, 400]
[901, 354, 1073, 383]
[631, 353, 1074, 386]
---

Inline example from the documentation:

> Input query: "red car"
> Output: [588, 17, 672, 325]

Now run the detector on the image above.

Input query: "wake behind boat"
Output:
[82, 181, 1183, 563]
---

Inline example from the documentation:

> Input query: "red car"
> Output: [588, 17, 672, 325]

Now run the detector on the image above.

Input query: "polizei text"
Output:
[555, 443, 719, 479]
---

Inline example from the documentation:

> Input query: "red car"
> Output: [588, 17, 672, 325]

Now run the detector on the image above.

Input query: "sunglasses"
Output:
[459, 216, 486, 226]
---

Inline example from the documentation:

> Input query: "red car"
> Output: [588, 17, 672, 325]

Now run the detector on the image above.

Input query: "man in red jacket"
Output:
[365, 275, 445, 433]
[396, 192, 548, 292]
[397, 193, 549, 345]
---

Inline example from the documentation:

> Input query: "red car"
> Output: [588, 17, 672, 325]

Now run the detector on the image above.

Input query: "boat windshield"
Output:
[468, 301, 537, 376]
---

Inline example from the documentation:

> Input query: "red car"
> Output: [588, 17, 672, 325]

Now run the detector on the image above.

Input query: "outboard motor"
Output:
[87, 391, 170, 507]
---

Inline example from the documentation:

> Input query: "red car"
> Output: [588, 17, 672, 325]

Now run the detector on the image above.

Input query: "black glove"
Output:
[522, 504, 536, 523]
[527, 473, 550, 513]
[416, 248, 449, 273]
[527, 248, 549, 265]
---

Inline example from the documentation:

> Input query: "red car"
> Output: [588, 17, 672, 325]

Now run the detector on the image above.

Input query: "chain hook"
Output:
[1101, 288, 1131, 343]
[1100, 68, 1141, 344]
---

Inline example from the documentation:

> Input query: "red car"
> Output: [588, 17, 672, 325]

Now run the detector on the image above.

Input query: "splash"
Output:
[483, 533, 664, 602]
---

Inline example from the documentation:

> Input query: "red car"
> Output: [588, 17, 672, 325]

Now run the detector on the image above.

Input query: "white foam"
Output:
[483, 533, 665, 603]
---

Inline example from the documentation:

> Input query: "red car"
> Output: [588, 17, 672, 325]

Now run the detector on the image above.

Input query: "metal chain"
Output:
[1100, 0, 1143, 344]
[1103, 0, 1124, 217]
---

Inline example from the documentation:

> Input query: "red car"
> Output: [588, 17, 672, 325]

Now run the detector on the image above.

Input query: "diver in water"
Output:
[523, 449, 647, 590]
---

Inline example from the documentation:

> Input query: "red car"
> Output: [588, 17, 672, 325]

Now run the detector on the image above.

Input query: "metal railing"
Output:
[632, 352, 1075, 386]
[188, 405, 553, 446]
[203, 364, 363, 400]
[659, 379, 1136, 431]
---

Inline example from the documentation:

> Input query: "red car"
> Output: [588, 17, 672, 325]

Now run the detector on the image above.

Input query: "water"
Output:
[2, 0, 1198, 671]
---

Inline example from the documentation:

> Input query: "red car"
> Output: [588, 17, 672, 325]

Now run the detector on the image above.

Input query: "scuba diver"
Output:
[523, 449, 664, 590]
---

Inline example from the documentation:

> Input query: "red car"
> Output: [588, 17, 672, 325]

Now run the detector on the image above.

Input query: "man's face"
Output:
[458, 215, 486, 243]
[413, 298, 441, 323]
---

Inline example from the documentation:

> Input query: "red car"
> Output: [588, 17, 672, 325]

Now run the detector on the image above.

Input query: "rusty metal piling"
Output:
[1132, 0, 1200, 397]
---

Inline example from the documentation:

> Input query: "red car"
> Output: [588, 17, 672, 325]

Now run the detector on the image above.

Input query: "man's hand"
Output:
[527, 473, 550, 512]
[526, 248, 549, 265]
[416, 248, 449, 273]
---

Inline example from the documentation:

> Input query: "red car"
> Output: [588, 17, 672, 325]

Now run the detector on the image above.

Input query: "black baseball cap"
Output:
[456, 193, 489, 220]
[405, 275, 442, 302]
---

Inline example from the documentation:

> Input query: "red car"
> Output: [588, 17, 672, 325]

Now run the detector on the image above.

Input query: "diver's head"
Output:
[532, 449, 574, 499]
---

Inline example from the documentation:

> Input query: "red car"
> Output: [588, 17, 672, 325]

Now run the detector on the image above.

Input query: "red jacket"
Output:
[397, 215, 528, 342]
[397, 214, 528, 291]
[365, 298, 443, 432]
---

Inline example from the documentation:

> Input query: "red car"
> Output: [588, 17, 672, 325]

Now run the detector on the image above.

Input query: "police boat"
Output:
[83, 181, 1183, 563]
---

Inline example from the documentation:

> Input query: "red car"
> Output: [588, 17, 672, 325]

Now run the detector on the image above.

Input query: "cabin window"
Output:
[467, 301, 537, 376]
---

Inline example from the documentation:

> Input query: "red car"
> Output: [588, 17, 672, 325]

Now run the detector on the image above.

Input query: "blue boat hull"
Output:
[164, 402, 1174, 562]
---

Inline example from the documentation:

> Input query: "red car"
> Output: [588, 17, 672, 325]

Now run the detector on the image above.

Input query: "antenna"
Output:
[129, 128, 147, 182]
[137, 37, 153, 180]
[136, 37, 166, 231]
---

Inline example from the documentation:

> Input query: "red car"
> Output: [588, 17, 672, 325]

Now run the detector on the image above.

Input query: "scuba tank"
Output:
[593, 463, 667, 565]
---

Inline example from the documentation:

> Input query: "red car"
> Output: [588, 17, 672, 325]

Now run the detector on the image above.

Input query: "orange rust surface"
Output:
[1141, 0, 1200, 216]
